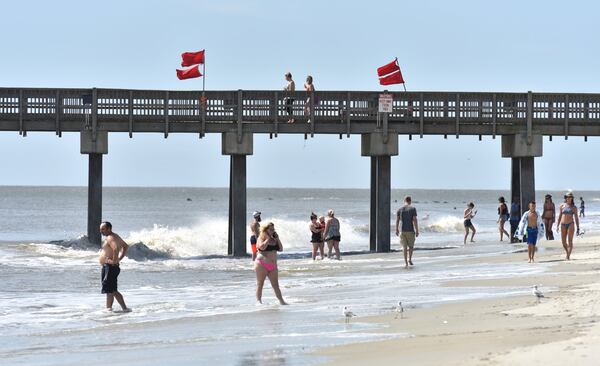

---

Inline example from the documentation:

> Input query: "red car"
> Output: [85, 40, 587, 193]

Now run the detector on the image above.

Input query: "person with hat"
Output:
[556, 192, 580, 260]
[249, 211, 261, 261]
[542, 194, 556, 240]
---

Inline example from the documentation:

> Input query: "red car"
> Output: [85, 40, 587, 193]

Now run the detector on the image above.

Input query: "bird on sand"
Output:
[342, 306, 356, 323]
[395, 301, 404, 319]
[532, 285, 544, 303]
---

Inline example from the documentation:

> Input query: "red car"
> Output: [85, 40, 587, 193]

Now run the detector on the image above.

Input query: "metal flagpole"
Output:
[200, 50, 206, 138]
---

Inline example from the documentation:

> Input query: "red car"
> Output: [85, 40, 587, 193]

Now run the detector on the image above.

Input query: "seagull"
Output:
[395, 301, 404, 319]
[342, 306, 356, 323]
[532, 285, 544, 303]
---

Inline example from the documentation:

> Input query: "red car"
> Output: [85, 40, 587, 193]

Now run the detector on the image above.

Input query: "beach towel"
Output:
[514, 210, 545, 242]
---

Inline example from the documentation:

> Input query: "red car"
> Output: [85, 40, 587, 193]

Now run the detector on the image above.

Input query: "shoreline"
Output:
[317, 234, 600, 365]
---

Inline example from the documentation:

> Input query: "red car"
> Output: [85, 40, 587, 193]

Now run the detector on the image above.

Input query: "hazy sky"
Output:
[1, 0, 598, 190]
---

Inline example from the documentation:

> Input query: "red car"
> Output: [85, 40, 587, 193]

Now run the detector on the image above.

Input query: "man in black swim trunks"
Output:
[99, 222, 131, 312]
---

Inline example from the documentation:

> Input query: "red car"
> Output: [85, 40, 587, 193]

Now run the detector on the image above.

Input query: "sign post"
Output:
[378, 93, 393, 143]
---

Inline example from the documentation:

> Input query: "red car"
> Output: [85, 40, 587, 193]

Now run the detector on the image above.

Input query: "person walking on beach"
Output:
[542, 195, 556, 240]
[396, 196, 419, 268]
[579, 197, 585, 218]
[304, 75, 315, 122]
[99, 222, 131, 312]
[463, 202, 477, 244]
[254, 222, 287, 305]
[249, 211, 261, 261]
[556, 192, 580, 260]
[323, 209, 341, 260]
[497, 197, 510, 241]
[509, 198, 521, 243]
[515, 201, 544, 263]
[309, 212, 324, 260]
[283, 72, 295, 123]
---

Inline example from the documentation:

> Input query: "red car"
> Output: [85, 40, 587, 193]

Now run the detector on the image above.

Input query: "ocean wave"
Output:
[421, 216, 464, 233]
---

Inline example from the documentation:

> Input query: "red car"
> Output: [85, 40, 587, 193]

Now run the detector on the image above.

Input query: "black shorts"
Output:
[250, 235, 257, 245]
[464, 219, 473, 228]
[325, 235, 341, 242]
[101, 264, 120, 294]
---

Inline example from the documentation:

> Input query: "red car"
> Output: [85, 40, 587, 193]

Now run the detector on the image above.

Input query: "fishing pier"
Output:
[1, 87, 599, 254]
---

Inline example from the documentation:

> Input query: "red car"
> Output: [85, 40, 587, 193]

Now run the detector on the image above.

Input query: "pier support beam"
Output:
[222, 132, 253, 257]
[80, 130, 108, 247]
[502, 133, 542, 215]
[362, 132, 398, 252]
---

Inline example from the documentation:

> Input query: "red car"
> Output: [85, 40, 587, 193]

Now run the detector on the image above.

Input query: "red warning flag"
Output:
[377, 59, 400, 77]
[176, 65, 202, 80]
[181, 50, 205, 67]
[377, 58, 405, 86]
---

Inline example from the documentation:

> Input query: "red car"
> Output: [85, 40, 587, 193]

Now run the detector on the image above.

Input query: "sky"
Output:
[0, 0, 599, 190]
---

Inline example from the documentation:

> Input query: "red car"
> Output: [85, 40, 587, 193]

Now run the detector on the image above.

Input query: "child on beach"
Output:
[463, 202, 477, 244]
[515, 201, 545, 263]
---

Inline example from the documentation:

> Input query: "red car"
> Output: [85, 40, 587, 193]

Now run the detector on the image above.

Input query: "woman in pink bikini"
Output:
[254, 221, 287, 305]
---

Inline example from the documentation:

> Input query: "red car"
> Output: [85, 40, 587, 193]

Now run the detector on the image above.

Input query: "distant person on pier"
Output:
[309, 212, 324, 260]
[396, 196, 419, 268]
[463, 202, 477, 244]
[579, 197, 585, 218]
[323, 209, 341, 260]
[515, 201, 544, 263]
[304, 75, 316, 122]
[542, 195, 556, 240]
[249, 211, 261, 261]
[509, 198, 521, 243]
[556, 192, 579, 260]
[283, 72, 295, 123]
[254, 222, 287, 305]
[497, 197, 510, 242]
[99, 222, 131, 312]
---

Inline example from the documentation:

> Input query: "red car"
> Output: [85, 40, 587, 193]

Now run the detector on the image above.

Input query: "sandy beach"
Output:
[319, 234, 600, 366]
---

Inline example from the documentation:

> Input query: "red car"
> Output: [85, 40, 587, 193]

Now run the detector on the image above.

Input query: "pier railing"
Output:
[1, 88, 600, 137]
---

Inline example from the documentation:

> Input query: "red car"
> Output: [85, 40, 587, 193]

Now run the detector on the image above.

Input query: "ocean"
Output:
[0, 187, 597, 365]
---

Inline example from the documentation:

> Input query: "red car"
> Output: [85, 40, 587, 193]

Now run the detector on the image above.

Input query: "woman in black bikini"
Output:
[497, 197, 510, 241]
[556, 192, 579, 260]
[309, 213, 324, 260]
[542, 194, 555, 240]
[254, 222, 287, 305]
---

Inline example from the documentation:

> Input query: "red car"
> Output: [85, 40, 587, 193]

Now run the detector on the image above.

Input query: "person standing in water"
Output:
[509, 198, 521, 243]
[249, 211, 261, 261]
[323, 209, 341, 260]
[309, 212, 324, 260]
[542, 195, 556, 240]
[396, 196, 419, 268]
[556, 192, 580, 260]
[515, 201, 544, 263]
[579, 197, 585, 218]
[497, 197, 510, 241]
[99, 222, 131, 312]
[254, 222, 287, 305]
[463, 202, 477, 244]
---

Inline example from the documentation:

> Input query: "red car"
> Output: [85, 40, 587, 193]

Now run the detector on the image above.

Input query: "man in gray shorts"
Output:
[395, 196, 419, 268]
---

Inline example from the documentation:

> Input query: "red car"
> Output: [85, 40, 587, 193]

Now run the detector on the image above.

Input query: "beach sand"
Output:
[318, 234, 600, 366]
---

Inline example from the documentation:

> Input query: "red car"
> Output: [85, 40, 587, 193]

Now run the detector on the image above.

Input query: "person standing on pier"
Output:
[323, 209, 341, 260]
[249, 211, 261, 261]
[497, 197, 510, 242]
[255, 222, 287, 305]
[463, 202, 477, 244]
[557, 192, 579, 260]
[542, 194, 556, 240]
[579, 197, 585, 218]
[509, 198, 521, 243]
[309, 212, 324, 260]
[396, 196, 419, 268]
[283, 72, 295, 123]
[304, 75, 315, 122]
[99, 222, 131, 312]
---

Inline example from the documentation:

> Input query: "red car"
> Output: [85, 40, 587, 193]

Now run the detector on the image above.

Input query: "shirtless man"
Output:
[99, 221, 131, 312]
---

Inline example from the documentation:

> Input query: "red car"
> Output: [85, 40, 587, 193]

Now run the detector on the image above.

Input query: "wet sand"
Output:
[318, 234, 600, 366]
